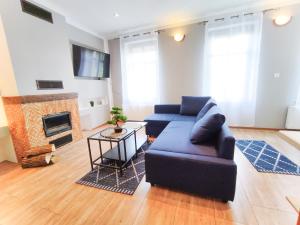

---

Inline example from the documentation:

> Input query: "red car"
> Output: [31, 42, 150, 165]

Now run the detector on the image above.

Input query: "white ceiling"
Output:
[33, 0, 300, 38]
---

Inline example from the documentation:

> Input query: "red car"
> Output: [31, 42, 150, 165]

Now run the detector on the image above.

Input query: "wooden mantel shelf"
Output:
[2, 92, 78, 104]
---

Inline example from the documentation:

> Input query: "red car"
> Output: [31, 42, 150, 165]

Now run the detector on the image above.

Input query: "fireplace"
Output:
[2, 93, 82, 162]
[42, 112, 72, 137]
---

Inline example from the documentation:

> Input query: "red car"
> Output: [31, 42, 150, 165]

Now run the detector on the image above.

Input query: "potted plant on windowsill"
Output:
[107, 107, 127, 133]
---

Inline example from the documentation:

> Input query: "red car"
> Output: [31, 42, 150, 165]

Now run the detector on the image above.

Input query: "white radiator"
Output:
[285, 106, 300, 129]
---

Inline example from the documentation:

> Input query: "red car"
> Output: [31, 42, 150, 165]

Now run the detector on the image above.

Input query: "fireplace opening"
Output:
[42, 112, 72, 137]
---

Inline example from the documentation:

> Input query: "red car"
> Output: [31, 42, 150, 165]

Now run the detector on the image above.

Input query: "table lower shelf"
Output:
[99, 135, 147, 163]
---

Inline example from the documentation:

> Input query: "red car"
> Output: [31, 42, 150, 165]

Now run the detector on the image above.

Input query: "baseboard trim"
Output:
[282, 128, 300, 131]
[229, 126, 281, 131]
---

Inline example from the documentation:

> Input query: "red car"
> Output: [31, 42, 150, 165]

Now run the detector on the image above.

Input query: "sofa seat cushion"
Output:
[144, 113, 196, 123]
[150, 121, 217, 157]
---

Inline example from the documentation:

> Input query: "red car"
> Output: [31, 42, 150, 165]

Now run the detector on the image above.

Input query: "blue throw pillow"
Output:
[196, 102, 217, 121]
[180, 96, 211, 116]
[190, 107, 225, 144]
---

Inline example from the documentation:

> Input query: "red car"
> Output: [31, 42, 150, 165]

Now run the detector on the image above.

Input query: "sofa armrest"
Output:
[216, 125, 236, 160]
[154, 104, 181, 114]
[145, 149, 237, 201]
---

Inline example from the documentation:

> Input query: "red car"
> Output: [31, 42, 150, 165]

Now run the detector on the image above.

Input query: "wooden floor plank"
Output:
[133, 187, 178, 225]
[173, 192, 215, 225]
[252, 206, 297, 225]
[0, 128, 299, 225]
[213, 178, 259, 225]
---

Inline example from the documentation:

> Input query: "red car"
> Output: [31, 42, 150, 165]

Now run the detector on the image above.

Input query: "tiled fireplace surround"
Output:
[2, 93, 83, 162]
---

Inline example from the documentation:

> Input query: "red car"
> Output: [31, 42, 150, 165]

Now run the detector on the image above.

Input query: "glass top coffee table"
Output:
[87, 121, 147, 177]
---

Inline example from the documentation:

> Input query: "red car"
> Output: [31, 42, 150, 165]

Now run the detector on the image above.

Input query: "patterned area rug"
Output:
[236, 140, 300, 176]
[76, 143, 148, 195]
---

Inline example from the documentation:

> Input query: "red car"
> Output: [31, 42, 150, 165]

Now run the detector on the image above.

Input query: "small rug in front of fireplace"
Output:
[76, 143, 149, 195]
[236, 140, 300, 176]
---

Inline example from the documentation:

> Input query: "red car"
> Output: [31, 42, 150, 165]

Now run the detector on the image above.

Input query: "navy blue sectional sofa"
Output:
[144, 96, 237, 202]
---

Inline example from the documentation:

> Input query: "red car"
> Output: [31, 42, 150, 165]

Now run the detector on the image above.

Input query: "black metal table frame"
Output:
[87, 123, 145, 176]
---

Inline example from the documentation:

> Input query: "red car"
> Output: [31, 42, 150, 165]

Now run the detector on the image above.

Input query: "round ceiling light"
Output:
[174, 33, 185, 42]
[273, 15, 292, 26]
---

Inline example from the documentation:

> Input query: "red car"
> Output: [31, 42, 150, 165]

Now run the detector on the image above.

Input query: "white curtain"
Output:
[202, 13, 263, 126]
[121, 33, 159, 120]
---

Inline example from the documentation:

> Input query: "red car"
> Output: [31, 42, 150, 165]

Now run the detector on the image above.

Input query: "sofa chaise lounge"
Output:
[144, 96, 237, 201]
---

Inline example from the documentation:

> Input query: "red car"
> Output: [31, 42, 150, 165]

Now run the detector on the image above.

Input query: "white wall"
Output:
[0, 1, 74, 95]
[66, 24, 109, 107]
[109, 4, 300, 128]
[158, 23, 205, 103]
[108, 23, 206, 106]
[159, 10, 300, 129]
[0, 127, 17, 163]
[0, 0, 111, 161]
[0, 99, 6, 127]
[0, 0, 110, 110]
[0, 16, 18, 162]
[255, 6, 300, 128]
[0, 15, 19, 128]
[108, 38, 123, 107]
[0, 15, 19, 98]
[158, 12, 300, 128]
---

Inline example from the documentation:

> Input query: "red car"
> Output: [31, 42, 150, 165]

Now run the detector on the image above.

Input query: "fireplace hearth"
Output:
[42, 112, 72, 137]
[2, 93, 83, 162]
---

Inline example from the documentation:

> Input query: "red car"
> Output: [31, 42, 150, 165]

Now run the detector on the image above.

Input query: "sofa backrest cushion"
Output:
[180, 96, 211, 116]
[154, 104, 181, 114]
[190, 106, 225, 144]
[196, 101, 217, 121]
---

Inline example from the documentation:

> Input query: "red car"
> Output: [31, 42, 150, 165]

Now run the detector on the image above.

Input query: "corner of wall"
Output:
[0, 15, 19, 97]
[0, 14, 19, 128]
[0, 98, 7, 126]
[104, 38, 114, 108]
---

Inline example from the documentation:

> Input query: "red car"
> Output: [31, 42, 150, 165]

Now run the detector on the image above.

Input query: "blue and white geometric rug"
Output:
[236, 140, 300, 176]
[76, 143, 149, 195]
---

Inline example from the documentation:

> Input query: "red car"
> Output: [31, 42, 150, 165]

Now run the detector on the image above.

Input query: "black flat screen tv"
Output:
[72, 44, 110, 79]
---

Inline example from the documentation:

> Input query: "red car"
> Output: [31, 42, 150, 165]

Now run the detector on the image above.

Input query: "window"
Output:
[121, 34, 159, 119]
[203, 14, 263, 126]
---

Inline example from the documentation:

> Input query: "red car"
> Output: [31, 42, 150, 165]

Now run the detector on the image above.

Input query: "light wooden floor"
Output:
[279, 130, 300, 150]
[0, 128, 300, 225]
